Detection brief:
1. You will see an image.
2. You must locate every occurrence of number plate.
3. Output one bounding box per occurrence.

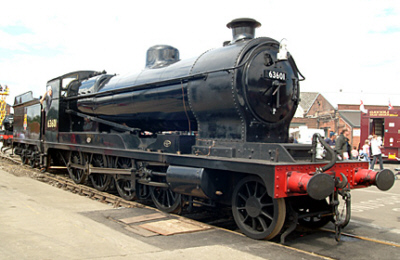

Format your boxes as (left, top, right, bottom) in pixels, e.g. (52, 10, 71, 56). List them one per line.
(264, 70, 286, 81)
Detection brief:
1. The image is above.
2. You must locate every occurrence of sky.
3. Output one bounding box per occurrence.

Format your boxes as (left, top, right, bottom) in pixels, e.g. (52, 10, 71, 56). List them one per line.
(1, 0, 399, 109)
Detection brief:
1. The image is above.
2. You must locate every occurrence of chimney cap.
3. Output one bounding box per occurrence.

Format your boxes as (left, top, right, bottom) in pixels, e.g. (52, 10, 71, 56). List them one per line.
(227, 18, 261, 29)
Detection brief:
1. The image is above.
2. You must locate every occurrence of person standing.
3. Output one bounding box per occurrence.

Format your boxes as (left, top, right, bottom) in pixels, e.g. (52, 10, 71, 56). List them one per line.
(360, 139, 370, 162)
(324, 132, 336, 148)
(351, 146, 359, 159)
(335, 128, 350, 160)
(370, 135, 384, 170)
(40, 86, 53, 113)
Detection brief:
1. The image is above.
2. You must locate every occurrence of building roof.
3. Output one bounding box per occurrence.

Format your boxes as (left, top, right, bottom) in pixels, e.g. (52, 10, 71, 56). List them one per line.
(299, 92, 319, 115)
(338, 110, 361, 128)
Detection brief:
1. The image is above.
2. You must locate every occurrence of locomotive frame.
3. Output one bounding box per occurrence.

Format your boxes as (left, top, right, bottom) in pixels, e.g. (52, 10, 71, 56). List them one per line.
(10, 18, 395, 242)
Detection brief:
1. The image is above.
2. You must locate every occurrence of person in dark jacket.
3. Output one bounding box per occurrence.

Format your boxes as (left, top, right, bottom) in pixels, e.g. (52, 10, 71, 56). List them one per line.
(324, 131, 336, 148)
(335, 128, 350, 160)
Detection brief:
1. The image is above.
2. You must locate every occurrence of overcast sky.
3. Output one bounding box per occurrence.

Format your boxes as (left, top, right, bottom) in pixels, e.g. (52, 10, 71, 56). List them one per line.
(1, 0, 399, 108)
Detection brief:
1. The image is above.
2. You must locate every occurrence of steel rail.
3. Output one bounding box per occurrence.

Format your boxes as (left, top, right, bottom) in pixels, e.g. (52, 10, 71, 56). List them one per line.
(320, 228, 400, 248)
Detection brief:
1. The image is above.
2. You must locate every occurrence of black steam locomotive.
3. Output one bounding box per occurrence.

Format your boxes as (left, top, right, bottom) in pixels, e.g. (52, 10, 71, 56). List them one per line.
(11, 18, 394, 241)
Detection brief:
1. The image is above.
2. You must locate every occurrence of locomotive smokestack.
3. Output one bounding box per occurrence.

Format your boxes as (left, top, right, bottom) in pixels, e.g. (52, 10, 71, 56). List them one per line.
(227, 18, 261, 43)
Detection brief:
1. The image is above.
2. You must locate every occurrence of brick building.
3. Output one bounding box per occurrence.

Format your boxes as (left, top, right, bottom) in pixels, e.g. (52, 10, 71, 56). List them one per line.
(291, 93, 400, 148)
(291, 92, 337, 137)
(337, 110, 361, 149)
(336, 104, 400, 149)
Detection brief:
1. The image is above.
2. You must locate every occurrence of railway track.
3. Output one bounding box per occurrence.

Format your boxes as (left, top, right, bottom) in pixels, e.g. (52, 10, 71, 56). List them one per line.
(0, 151, 235, 224)
(1, 151, 399, 260)
(0, 152, 146, 209)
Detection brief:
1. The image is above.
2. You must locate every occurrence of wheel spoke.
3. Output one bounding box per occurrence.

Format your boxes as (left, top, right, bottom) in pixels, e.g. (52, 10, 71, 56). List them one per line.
(251, 217, 257, 229)
(169, 189, 176, 207)
(166, 190, 172, 207)
(136, 184, 150, 200)
(257, 216, 268, 231)
(260, 210, 273, 221)
(238, 208, 248, 221)
(238, 191, 248, 202)
(259, 190, 268, 200)
(125, 182, 132, 196)
(260, 202, 274, 208)
(245, 183, 251, 197)
(155, 189, 161, 201)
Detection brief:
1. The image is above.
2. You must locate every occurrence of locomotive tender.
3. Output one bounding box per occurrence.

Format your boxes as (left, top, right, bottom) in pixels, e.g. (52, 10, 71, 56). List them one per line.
(12, 18, 395, 241)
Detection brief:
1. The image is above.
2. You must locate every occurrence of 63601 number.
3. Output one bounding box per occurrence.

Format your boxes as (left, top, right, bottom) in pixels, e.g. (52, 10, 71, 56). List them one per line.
(264, 70, 286, 81)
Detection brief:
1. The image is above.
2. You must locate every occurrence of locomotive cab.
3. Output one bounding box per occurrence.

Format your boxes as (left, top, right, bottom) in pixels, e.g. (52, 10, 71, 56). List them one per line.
(47, 71, 113, 133)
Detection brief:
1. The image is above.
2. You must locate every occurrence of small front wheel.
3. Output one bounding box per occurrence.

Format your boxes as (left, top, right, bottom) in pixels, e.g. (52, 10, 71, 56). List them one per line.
(232, 175, 285, 240)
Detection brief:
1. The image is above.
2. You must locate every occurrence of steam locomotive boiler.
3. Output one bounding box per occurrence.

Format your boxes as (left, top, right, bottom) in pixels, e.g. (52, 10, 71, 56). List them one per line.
(11, 18, 395, 242)
(76, 20, 298, 143)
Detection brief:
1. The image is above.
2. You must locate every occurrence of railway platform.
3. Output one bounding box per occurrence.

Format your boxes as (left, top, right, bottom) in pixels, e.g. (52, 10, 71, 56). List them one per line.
(0, 167, 321, 260)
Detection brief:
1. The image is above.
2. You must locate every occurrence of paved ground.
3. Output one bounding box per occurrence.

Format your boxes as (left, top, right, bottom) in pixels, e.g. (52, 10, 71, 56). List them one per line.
(0, 166, 323, 260)
(1, 159, 398, 260)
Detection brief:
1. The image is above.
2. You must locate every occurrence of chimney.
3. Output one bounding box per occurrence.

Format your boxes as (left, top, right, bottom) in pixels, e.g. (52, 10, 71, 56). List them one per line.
(226, 18, 261, 43)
